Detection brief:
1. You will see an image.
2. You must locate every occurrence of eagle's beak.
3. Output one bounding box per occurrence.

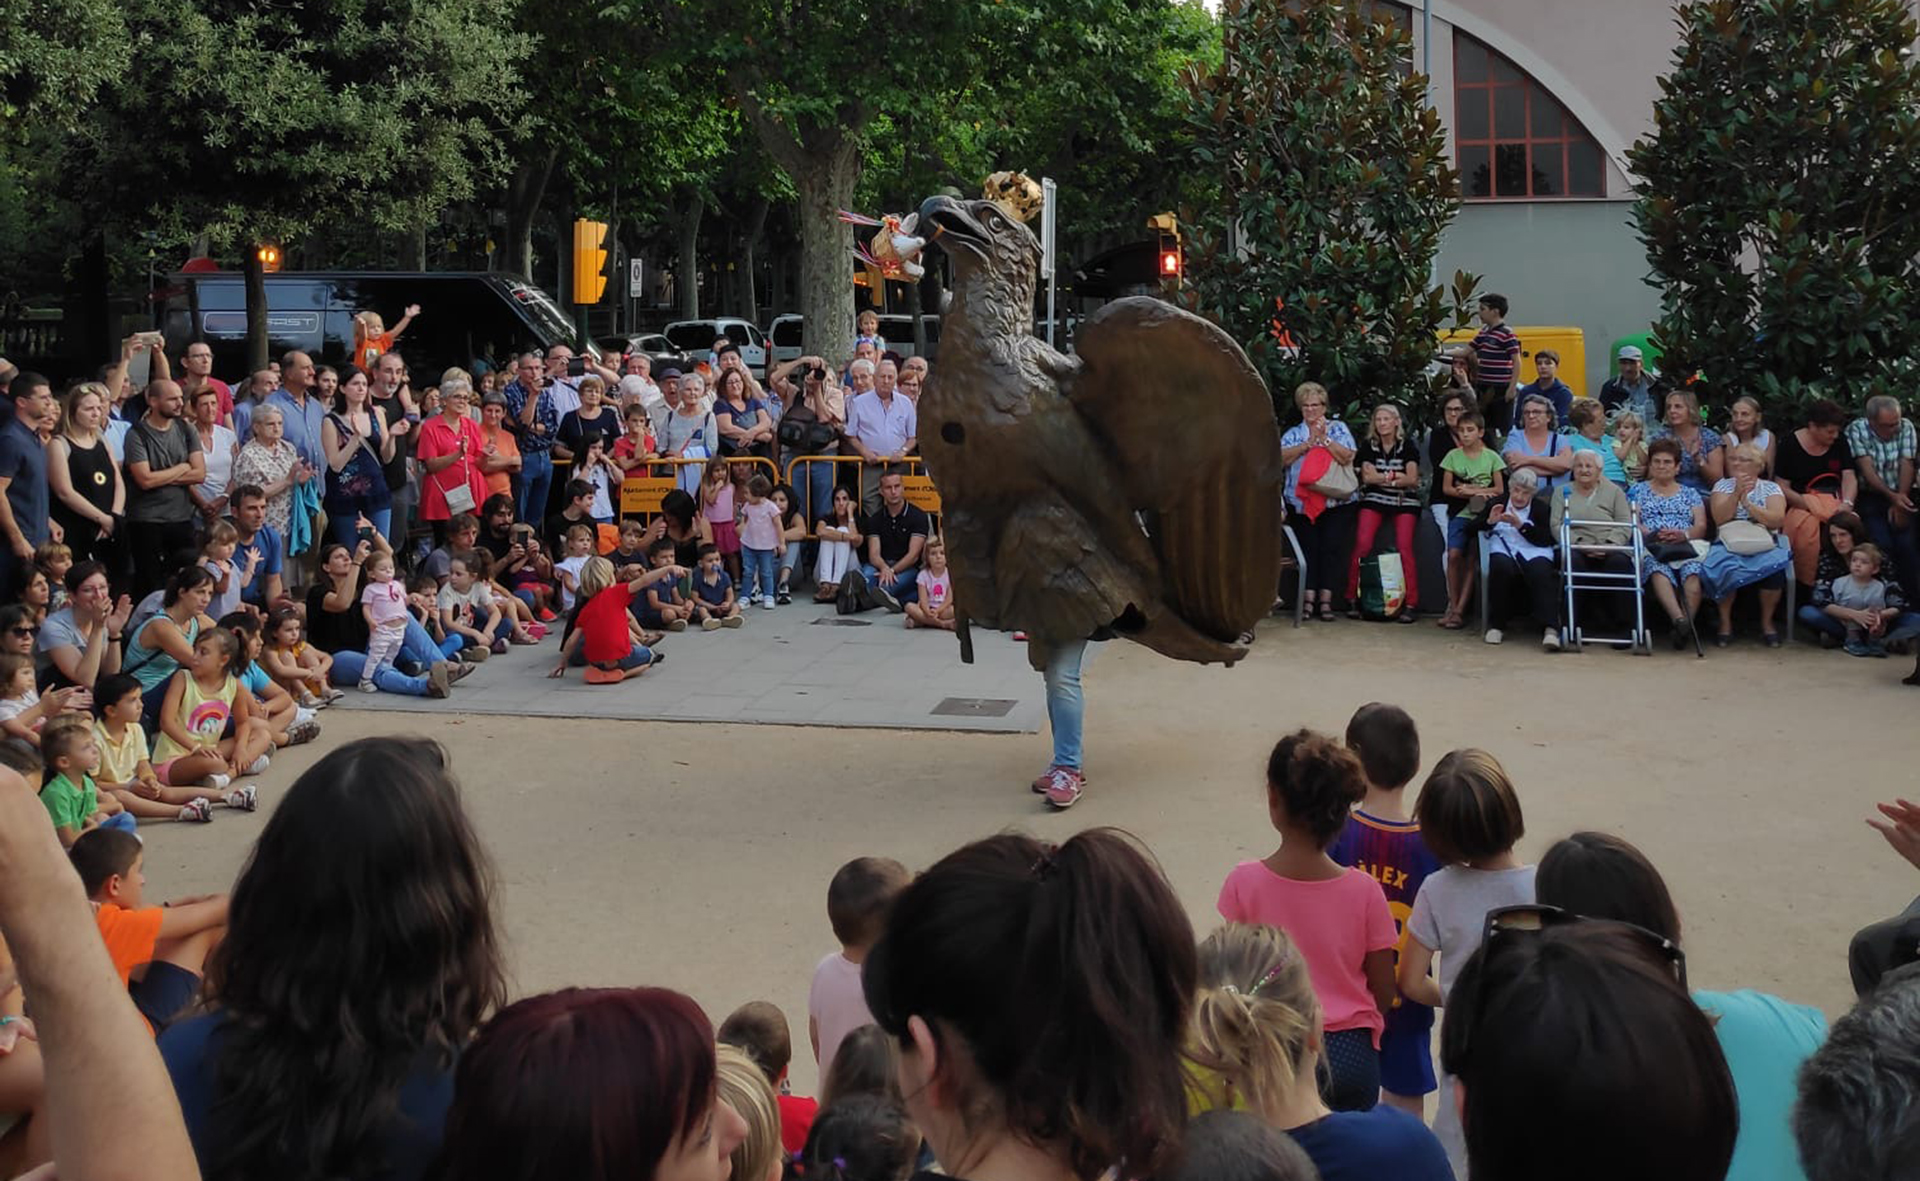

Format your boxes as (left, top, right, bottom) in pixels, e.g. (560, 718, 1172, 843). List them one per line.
(917, 195, 988, 260)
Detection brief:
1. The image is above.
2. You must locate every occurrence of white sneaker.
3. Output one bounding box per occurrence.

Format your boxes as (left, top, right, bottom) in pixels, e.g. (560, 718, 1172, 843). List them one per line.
(760, 596, 777, 610)
(1542, 628, 1563, 651)
(294, 705, 317, 727)
(244, 754, 271, 776)
(1484, 628, 1504, 645)
(206, 772, 232, 791)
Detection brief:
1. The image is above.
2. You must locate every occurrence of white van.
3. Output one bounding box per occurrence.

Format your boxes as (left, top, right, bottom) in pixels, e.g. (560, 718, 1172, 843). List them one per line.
(762, 313, 939, 367)
(663, 317, 769, 379)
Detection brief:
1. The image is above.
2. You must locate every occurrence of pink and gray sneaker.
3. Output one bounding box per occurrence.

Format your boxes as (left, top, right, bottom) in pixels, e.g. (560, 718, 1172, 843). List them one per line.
(1034, 766, 1085, 810)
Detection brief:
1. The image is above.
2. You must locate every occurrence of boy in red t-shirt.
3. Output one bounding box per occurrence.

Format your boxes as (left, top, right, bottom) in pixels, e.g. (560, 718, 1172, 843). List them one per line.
(718, 1000, 819, 1155)
(69, 828, 229, 1035)
(548, 555, 683, 683)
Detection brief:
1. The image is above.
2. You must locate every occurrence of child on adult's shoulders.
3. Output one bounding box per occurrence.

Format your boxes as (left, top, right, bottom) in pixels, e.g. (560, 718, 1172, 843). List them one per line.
(69, 827, 229, 1035)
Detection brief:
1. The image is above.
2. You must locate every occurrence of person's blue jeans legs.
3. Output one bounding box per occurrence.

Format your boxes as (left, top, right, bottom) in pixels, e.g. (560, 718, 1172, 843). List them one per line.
(518, 451, 554, 525)
(743, 547, 778, 602)
(1860, 494, 1920, 593)
(1797, 605, 1846, 642)
(397, 617, 463, 666)
(863, 563, 919, 604)
(569, 643, 653, 668)
(329, 505, 393, 548)
(1044, 638, 1088, 772)
(327, 650, 431, 695)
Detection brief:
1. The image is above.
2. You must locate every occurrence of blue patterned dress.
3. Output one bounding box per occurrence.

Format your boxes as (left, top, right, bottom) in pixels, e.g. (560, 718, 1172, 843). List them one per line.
(1629, 480, 1704, 587)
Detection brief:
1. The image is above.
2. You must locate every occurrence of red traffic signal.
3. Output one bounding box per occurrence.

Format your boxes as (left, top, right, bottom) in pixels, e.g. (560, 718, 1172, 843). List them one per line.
(1157, 233, 1181, 282)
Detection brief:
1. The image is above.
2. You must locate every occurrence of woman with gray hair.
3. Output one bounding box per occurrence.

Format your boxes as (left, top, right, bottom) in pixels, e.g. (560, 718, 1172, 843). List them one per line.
(1477, 466, 1563, 648)
(415, 378, 488, 546)
(1501, 392, 1572, 493)
(230, 404, 312, 541)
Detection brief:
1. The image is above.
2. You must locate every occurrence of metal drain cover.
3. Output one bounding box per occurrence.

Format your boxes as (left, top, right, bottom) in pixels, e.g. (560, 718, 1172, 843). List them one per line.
(810, 617, 873, 626)
(931, 697, 1017, 717)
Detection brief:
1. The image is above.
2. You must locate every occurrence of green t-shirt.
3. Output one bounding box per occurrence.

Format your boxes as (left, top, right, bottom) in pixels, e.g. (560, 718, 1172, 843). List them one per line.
(1440, 447, 1504, 518)
(39, 772, 97, 832)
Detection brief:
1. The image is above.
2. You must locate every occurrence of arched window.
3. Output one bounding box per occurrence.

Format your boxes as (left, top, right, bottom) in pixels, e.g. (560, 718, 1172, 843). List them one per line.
(1454, 31, 1605, 199)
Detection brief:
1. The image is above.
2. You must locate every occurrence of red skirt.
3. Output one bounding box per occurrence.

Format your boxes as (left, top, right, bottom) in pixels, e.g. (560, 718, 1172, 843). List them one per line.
(711, 519, 741, 555)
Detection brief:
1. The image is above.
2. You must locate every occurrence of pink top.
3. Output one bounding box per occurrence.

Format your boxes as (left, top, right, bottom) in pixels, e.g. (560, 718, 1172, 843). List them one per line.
(706, 483, 735, 525)
(1216, 860, 1398, 1042)
(808, 951, 872, 1076)
(918, 568, 951, 609)
(361, 579, 409, 627)
(415, 414, 486, 522)
(738, 498, 782, 550)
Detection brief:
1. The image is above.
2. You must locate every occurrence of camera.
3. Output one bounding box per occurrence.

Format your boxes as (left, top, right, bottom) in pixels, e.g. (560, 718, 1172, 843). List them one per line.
(807, 365, 826, 381)
(356, 525, 374, 544)
(567, 356, 587, 378)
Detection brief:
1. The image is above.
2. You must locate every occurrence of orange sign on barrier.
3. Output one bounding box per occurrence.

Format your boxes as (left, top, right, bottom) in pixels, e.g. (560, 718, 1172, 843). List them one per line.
(901, 473, 942, 515)
(783, 455, 943, 537)
(618, 475, 678, 516)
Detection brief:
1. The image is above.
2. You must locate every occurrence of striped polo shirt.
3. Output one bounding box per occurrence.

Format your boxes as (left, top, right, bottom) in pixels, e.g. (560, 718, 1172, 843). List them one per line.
(1472, 322, 1522, 386)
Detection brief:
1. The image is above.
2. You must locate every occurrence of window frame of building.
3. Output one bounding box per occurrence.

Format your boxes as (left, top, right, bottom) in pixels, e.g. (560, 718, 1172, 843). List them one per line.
(1453, 30, 1606, 201)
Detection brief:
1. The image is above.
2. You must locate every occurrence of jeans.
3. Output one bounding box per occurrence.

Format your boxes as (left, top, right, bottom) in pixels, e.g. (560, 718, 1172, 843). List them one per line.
(568, 643, 653, 668)
(328, 650, 430, 695)
(742, 547, 778, 602)
(1345, 507, 1419, 611)
(517, 450, 554, 525)
(1486, 552, 1560, 629)
(1858, 493, 1920, 594)
(328, 506, 393, 549)
(400, 616, 464, 665)
(1044, 639, 1088, 771)
(1798, 605, 1920, 644)
(864, 562, 919, 604)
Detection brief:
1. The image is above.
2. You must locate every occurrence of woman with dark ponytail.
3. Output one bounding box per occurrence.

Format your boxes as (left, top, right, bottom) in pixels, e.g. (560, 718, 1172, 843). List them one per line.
(862, 828, 1197, 1181)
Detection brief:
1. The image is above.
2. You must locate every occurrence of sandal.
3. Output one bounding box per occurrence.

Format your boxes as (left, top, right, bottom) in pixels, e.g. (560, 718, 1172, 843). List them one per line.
(1441, 614, 1466, 630)
(1397, 610, 1418, 624)
(1315, 603, 1338, 621)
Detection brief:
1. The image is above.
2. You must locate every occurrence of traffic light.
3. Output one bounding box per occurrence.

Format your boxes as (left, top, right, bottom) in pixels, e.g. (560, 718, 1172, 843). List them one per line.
(571, 219, 609, 305)
(1157, 238, 1182, 280)
(255, 243, 281, 273)
(1147, 212, 1181, 286)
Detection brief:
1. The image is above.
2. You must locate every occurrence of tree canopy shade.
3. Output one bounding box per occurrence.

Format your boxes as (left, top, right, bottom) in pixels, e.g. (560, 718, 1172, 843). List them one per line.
(1630, 0, 1920, 421)
(52, 0, 531, 366)
(1182, 0, 1474, 421)
(0, 0, 127, 139)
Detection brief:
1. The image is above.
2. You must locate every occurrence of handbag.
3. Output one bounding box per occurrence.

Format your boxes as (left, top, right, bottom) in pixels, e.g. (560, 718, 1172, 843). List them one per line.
(1650, 540, 1701, 564)
(1308, 461, 1358, 499)
(1717, 519, 1774, 556)
(441, 449, 476, 517)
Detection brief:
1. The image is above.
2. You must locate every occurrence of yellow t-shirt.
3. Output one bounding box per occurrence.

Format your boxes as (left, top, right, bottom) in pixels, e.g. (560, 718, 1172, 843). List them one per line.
(94, 720, 150, 786)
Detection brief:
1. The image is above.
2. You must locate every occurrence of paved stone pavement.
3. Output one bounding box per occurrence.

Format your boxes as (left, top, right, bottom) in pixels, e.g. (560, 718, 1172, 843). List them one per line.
(329, 600, 1046, 732)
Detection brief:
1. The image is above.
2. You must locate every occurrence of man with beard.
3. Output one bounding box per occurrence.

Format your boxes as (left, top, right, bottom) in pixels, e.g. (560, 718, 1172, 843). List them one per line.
(123, 379, 206, 596)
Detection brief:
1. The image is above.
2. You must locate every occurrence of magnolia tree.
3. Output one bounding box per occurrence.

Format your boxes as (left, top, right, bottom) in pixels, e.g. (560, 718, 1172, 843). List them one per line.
(1631, 0, 1920, 419)
(1182, 0, 1476, 421)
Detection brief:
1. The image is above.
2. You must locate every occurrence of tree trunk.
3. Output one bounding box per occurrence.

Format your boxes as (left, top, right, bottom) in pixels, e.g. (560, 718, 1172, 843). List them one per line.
(243, 246, 269, 373)
(677, 194, 704, 320)
(410, 224, 428, 271)
(906, 279, 926, 355)
(504, 148, 558, 280)
(792, 146, 860, 365)
(740, 196, 770, 324)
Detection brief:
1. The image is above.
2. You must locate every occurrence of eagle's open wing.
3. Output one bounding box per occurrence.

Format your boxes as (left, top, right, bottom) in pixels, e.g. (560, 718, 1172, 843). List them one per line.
(1066, 297, 1287, 644)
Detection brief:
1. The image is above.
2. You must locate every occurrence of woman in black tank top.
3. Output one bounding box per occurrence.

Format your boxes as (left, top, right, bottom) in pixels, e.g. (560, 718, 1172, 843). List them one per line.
(47, 384, 126, 570)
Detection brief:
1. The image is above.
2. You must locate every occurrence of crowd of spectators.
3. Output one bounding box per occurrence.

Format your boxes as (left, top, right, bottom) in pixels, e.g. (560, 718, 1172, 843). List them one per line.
(0, 705, 1913, 1181)
(1288, 294, 1919, 680)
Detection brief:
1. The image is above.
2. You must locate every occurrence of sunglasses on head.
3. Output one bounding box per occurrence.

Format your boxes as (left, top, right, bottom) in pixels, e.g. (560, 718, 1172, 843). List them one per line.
(1449, 904, 1687, 1070)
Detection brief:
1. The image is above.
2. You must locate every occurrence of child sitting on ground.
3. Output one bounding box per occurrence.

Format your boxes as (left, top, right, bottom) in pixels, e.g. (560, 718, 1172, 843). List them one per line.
(718, 1000, 819, 1154)
(1217, 729, 1398, 1112)
(0, 653, 83, 750)
(554, 524, 597, 614)
(638, 537, 694, 633)
(69, 827, 229, 1035)
(547, 556, 678, 683)
(903, 536, 956, 631)
(1829, 541, 1896, 657)
(470, 545, 542, 643)
(220, 613, 319, 748)
(200, 522, 253, 620)
(692, 543, 744, 630)
(715, 1045, 786, 1181)
(151, 628, 273, 789)
(406, 574, 441, 640)
(608, 518, 655, 577)
(797, 1096, 919, 1181)
(91, 672, 229, 822)
(40, 721, 135, 845)
(358, 550, 409, 693)
(439, 551, 507, 659)
(34, 541, 71, 612)
(1395, 747, 1535, 1173)
(1328, 702, 1439, 1117)
(811, 856, 911, 1076)
(263, 608, 341, 708)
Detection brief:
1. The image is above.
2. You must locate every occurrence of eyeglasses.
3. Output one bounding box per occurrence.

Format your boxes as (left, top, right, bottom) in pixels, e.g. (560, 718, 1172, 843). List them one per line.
(1449, 904, 1687, 1070)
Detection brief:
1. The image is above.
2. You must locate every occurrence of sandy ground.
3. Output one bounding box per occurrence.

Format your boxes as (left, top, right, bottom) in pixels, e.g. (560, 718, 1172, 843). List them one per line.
(136, 618, 1918, 1090)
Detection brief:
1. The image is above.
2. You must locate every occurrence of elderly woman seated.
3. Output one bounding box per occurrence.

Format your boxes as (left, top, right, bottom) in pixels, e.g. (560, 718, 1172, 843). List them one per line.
(1702, 442, 1790, 647)
(1478, 467, 1561, 649)
(1552, 450, 1634, 635)
(1630, 437, 1709, 649)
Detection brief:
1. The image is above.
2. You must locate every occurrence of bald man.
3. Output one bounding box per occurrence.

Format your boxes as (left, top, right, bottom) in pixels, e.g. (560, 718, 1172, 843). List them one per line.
(124, 378, 206, 596)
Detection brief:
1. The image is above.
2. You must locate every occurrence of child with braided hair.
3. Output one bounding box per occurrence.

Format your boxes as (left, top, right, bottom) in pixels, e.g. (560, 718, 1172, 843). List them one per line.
(1216, 730, 1398, 1112)
(1187, 923, 1451, 1180)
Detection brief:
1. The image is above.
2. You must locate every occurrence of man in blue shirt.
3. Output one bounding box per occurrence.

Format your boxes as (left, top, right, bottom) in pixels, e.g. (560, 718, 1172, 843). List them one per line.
(1516, 349, 1574, 429)
(0, 372, 53, 591)
(500, 351, 559, 522)
(844, 357, 918, 514)
(264, 351, 327, 472)
(227, 484, 286, 609)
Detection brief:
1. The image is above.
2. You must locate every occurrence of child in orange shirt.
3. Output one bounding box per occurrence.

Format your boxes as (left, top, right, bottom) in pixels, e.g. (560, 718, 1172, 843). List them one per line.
(68, 828, 229, 1035)
(350, 304, 421, 373)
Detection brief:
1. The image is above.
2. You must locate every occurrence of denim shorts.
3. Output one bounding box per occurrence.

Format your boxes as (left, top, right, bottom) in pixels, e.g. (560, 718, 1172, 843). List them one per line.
(1446, 514, 1474, 551)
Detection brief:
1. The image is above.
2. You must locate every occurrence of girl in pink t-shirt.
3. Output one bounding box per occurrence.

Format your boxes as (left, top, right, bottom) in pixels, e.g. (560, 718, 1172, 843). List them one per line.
(1217, 729, 1398, 1112)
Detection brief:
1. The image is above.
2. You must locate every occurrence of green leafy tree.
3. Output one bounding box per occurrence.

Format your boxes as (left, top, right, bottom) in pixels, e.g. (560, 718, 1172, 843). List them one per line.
(1182, 0, 1474, 421)
(0, 0, 128, 139)
(1631, 0, 1920, 420)
(57, 0, 530, 367)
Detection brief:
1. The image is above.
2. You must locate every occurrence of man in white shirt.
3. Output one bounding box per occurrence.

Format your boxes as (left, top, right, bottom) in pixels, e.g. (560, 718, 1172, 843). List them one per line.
(844, 358, 917, 514)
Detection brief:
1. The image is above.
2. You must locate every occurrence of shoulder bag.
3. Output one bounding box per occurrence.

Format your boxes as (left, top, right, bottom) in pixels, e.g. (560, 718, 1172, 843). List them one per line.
(1717, 519, 1774, 556)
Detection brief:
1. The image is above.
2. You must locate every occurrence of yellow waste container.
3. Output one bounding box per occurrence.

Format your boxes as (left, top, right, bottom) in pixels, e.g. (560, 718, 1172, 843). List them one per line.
(1439, 326, 1588, 401)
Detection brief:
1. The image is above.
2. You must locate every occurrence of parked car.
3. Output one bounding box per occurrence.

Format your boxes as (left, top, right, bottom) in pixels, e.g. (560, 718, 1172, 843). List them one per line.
(763, 312, 940, 367)
(158, 271, 578, 384)
(662, 317, 768, 379)
(597, 333, 695, 374)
